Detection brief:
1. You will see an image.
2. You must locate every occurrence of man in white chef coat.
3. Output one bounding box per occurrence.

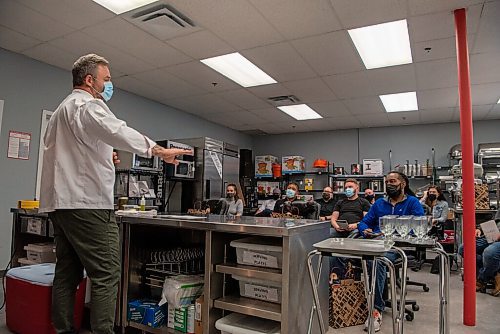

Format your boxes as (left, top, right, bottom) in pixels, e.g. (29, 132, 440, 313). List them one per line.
(39, 54, 191, 334)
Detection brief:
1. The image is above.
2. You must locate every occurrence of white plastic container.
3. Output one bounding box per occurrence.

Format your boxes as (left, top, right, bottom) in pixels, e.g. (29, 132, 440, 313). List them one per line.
(232, 275, 281, 304)
(230, 237, 283, 269)
(23, 243, 56, 263)
(215, 313, 280, 334)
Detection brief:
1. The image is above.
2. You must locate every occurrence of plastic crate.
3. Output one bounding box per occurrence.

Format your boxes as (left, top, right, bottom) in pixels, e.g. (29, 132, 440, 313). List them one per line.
(232, 275, 281, 304)
(215, 313, 280, 334)
(230, 237, 283, 269)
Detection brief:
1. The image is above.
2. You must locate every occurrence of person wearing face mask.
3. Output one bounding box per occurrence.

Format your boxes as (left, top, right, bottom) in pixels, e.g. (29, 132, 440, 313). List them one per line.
(255, 188, 281, 217)
(273, 183, 315, 217)
(364, 188, 376, 205)
(316, 186, 336, 221)
(357, 171, 424, 332)
(330, 179, 371, 237)
(420, 185, 449, 226)
(223, 183, 243, 216)
(39, 54, 192, 334)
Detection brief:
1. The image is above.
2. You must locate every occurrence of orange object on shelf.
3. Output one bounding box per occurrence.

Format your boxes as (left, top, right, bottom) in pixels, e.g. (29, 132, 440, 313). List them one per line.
(272, 163, 282, 178)
(313, 159, 328, 168)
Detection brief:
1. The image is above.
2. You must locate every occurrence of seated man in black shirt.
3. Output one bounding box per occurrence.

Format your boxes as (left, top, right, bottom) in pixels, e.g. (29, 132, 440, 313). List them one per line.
(316, 186, 335, 221)
(331, 178, 371, 237)
(273, 182, 314, 218)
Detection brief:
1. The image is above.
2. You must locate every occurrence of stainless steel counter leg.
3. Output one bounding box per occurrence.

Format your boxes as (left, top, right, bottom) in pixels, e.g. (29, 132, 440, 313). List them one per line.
(379, 257, 398, 334)
(433, 244, 450, 334)
(361, 258, 378, 334)
(390, 247, 407, 334)
(307, 250, 326, 334)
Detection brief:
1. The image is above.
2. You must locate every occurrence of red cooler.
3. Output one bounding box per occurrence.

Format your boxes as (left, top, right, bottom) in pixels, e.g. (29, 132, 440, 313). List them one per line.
(6, 263, 86, 334)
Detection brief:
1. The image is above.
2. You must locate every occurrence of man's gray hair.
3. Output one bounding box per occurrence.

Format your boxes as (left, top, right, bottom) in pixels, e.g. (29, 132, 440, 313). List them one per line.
(72, 54, 109, 87)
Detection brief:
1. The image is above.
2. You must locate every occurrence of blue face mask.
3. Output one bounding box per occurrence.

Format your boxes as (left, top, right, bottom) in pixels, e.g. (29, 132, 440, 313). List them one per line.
(345, 188, 355, 198)
(286, 189, 296, 199)
(100, 81, 114, 102)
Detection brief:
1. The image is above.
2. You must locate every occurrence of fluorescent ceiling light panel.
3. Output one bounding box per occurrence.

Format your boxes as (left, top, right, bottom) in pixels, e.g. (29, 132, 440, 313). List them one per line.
(348, 19, 413, 69)
(380, 92, 418, 112)
(92, 0, 157, 14)
(277, 104, 323, 120)
(200, 52, 277, 87)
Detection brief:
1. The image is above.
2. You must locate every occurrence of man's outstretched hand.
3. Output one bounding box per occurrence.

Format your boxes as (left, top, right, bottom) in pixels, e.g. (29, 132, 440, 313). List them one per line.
(152, 146, 193, 164)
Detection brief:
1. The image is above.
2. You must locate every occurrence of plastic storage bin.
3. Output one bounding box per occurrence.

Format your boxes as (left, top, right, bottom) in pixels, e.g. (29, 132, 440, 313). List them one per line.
(230, 237, 283, 269)
(6, 263, 86, 334)
(232, 275, 282, 304)
(215, 313, 280, 334)
(24, 242, 56, 263)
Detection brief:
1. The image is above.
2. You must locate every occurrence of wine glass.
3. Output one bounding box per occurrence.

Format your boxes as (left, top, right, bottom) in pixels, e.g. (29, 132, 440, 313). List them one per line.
(414, 216, 427, 242)
(379, 216, 394, 240)
(396, 216, 411, 239)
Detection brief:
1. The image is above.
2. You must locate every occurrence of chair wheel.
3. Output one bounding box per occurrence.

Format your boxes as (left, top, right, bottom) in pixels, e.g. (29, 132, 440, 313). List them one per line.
(406, 313, 414, 321)
(423, 286, 430, 292)
(412, 304, 420, 311)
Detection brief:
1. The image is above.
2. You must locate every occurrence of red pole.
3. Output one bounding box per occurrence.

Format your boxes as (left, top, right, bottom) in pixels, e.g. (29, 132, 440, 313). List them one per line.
(454, 8, 476, 326)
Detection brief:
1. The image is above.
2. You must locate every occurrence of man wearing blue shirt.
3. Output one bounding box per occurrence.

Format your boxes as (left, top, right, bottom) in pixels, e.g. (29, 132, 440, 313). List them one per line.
(358, 171, 424, 332)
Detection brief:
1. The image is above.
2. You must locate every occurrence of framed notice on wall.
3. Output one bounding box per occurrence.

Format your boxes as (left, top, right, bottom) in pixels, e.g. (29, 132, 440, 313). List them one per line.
(7, 130, 31, 160)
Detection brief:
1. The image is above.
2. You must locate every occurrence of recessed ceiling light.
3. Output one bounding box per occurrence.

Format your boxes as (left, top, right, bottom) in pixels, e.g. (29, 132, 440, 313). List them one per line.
(348, 19, 413, 69)
(92, 0, 157, 14)
(380, 92, 418, 112)
(200, 52, 277, 88)
(277, 104, 323, 120)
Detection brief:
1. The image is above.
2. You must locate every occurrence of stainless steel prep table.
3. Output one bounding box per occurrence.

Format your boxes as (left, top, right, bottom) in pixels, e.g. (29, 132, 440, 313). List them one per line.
(118, 214, 330, 334)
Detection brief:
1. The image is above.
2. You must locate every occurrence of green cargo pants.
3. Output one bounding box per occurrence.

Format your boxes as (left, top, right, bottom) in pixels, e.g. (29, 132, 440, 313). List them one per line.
(49, 209, 120, 334)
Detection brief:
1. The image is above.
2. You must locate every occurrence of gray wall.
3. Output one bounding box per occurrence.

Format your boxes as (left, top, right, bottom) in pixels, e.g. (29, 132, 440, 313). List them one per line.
(253, 121, 500, 172)
(0, 48, 251, 267)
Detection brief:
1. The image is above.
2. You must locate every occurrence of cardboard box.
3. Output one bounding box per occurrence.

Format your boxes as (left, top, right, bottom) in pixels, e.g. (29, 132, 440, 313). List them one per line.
(174, 305, 195, 333)
(362, 159, 383, 176)
(127, 300, 167, 328)
(255, 155, 278, 177)
(195, 296, 203, 334)
(282, 156, 305, 174)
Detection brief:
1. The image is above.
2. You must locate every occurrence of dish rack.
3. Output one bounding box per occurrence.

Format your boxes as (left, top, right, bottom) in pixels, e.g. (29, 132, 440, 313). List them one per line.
(143, 247, 204, 289)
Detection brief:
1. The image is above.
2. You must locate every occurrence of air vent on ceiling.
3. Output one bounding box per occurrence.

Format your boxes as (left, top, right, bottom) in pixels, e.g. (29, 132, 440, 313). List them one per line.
(131, 4, 194, 28)
(240, 129, 268, 136)
(267, 95, 300, 106)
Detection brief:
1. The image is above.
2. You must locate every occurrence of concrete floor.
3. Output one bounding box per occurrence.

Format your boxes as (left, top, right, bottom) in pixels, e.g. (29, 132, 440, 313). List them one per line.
(0, 269, 498, 333)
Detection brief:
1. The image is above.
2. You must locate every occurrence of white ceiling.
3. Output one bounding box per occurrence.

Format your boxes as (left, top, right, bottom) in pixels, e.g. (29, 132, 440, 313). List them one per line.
(1, 0, 499, 134)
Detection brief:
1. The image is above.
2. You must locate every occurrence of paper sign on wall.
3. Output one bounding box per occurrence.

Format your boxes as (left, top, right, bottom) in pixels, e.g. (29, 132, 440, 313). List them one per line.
(8, 130, 31, 160)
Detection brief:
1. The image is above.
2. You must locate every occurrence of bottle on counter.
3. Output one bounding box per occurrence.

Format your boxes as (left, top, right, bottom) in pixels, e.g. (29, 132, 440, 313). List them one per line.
(140, 196, 146, 211)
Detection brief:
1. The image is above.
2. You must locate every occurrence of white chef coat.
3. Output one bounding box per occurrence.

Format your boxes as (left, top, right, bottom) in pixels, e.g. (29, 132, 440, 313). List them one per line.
(39, 89, 156, 212)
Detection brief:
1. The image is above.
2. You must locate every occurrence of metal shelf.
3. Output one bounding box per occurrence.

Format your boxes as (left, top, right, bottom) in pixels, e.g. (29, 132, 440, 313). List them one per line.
(214, 295, 281, 322)
(216, 263, 282, 282)
(127, 321, 184, 334)
(330, 174, 384, 178)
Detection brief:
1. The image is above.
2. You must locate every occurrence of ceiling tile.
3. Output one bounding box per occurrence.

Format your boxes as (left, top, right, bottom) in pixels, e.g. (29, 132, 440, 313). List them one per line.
(249, 0, 342, 39)
(0, 0, 75, 41)
(22, 43, 78, 70)
(413, 37, 458, 63)
(408, 0, 484, 16)
(417, 87, 458, 110)
(249, 107, 296, 123)
(215, 89, 270, 110)
(471, 83, 500, 105)
(164, 93, 240, 115)
(211, 111, 262, 126)
(282, 78, 337, 103)
(485, 105, 500, 120)
(308, 100, 351, 118)
(168, 0, 284, 49)
(112, 76, 166, 102)
(82, 17, 191, 67)
(49, 32, 155, 75)
(324, 116, 362, 130)
(471, 105, 494, 121)
(408, 4, 481, 42)
(415, 58, 458, 90)
(470, 52, 500, 85)
(387, 111, 420, 125)
(323, 71, 374, 99)
(164, 61, 241, 92)
(133, 68, 207, 99)
(278, 121, 314, 133)
(473, 1, 500, 54)
(18, 0, 114, 30)
(249, 122, 287, 134)
(167, 30, 234, 59)
(0, 26, 41, 53)
(292, 31, 364, 76)
(419, 107, 455, 123)
(343, 97, 385, 115)
(356, 114, 391, 128)
(330, 0, 407, 29)
(247, 84, 291, 99)
(366, 64, 417, 95)
(242, 42, 317, 82)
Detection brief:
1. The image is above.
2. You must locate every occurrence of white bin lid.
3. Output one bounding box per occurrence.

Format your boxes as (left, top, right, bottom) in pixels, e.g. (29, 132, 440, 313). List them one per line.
(230, 237, 282, 253)
(215, 313, 280, 334)
(6, 263, 55, 286)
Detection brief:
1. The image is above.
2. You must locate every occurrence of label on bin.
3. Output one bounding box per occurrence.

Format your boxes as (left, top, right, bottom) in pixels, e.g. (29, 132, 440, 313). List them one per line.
(242, 251, 278, 268)
(27, 218, 42, 235)
(244, 284, 278, 302)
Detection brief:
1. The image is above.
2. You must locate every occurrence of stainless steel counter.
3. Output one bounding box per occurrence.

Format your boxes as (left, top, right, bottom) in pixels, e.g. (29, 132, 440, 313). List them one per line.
(119, 214, 330, 334)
